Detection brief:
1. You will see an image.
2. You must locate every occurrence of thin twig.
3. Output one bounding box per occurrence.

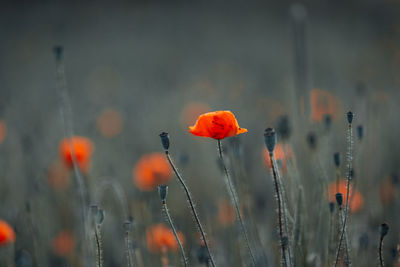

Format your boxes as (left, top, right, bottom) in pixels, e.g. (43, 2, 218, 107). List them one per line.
(217, 140, 257, 266)
(165, 151, 216, 267)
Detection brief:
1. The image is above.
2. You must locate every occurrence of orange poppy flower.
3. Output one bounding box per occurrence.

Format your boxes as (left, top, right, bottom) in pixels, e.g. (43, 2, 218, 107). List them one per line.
(327, 180, 364, 213)
(379, 177, 397, 206)
(52, 230, 75, 256)
(97, 108, 123, 138)
(180, 102, 211, 130)
(0, 220, 15, 246)
(263, 143, 294, 172)
(59, 136, 94, 173)
(310, 89, 341, 122)
(189, 110, 247, 139)
(146, 224, 185, 253)
(133, 153, 172, 191)
(47, 160, 70, 190)
(217, 199, 241, 226)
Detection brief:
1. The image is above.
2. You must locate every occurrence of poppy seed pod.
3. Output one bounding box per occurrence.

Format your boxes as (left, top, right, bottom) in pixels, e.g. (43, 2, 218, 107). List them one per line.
(96, 209, 105, 225)
(324, 114, 332, 129)
(53, 45, 63, 60)
(334, 153, 341, 167)
(264, 128, 276, 153)
(306, 132, 317, 150)
(347, 111, 353, 124)
(380, 223, 389, 237)
(357, 125, 364, 140)
(159, 132, 170, 150)
(276, 115, 291, 141)
(335, 193, 343, 206)
(329, 202, 335, 213)
(158, 185, 168, 203)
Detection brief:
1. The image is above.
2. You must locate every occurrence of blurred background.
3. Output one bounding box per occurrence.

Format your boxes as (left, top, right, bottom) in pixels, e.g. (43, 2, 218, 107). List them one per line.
(1, 0, 400, 266)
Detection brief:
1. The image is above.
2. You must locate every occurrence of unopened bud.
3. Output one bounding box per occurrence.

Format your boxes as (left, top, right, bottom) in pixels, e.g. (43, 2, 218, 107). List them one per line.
(264, 128, 276, 153)
(53, 45, 63, 60)
(357, 125, 364, 140)
(159, 132, 170, 150)
(158, 185, 168, 203)
(347, 111, 353, 124)
(334, 153, 341, 167)
(335, 193, 343, 206)
(380, 223, 389, 237)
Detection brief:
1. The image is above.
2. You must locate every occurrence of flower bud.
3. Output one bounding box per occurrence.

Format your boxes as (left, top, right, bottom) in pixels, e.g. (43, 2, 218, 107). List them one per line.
(158, 185, 168, 203)
(380, 223, 389, 237)
(159, 132, 170, 151)
(334, 153, 341, 167)
(347, 111, 353, 124)
(53, 45, 63, 61)
(335, 193, 343, 206)
(264, 128, 276, 153)
(357, 125, 364, 140)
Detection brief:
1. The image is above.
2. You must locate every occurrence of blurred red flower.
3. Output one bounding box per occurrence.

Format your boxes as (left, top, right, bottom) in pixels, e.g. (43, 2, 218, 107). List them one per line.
(263, 143, 294, 172)
(52, 230, 75, 256)
(59, 136, 94, 173)
(0, 220, 15, 246)
(133, 153, 172, 191)
(328, 180, 364, 213)
(189, 110, 247, 139)
(146, 224, 185, 253)
(310, 89, 341, 122)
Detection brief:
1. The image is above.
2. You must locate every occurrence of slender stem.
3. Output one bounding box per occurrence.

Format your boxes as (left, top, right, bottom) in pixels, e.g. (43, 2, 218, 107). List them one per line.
(163, 202, 189, 267)
(217, 140, 257, 266)
(94, 225, 103, 267)
(269, 152, 288, 267)
(125, 229, 133, 267)
(379, 237, 384, 267)
(165, 151, 216, 267)
(338, 207, 350, 266)
(335, 124, 353, 267)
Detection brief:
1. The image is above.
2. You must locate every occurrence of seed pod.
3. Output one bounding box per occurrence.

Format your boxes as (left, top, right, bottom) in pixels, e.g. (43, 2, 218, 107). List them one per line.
(334, 153, 341, 167)
(264, 128, 276, 153)
(380, 223, 389, 237)
(158, 185, 168, 203)
(335, 193, 343, 206)
(347, 111, 353, 124)
(159, 132, 170, 150)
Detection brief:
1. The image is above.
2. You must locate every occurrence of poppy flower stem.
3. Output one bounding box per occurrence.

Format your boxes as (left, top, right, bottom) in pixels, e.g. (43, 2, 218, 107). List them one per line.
(164, 151, 216, 267)
(162, 202, 189, 267)
(123, 221, 134, 267)
(269, 152, 290, 267)
(54, 46, 90, 264)
(338, 206, 350, 266)
(335, 116, 353, 267)
(217, 139, 257, 266)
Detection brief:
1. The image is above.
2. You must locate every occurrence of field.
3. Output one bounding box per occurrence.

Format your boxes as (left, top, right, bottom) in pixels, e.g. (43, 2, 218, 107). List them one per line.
(1, 1, 400, 266)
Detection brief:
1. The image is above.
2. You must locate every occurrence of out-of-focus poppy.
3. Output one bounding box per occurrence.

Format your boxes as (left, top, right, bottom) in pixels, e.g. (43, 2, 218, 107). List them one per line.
(97, 108, 123, 138)
(0, 120, 6, 144)
(217, 199, 237, 226)
(0, 220, 15, 246)
(146, 224, 185, 253)
(189, 110, 247, 139)
(327, 180, 364, 213)
(133, 153, 172, 191)
(379, 177, 397, 206)
(180, 102, 211, 130)
(59, 136, 94, 173)
(310, 89, 340, 122)
(47, 160, 70, 190)
(263, 143, 294, 172)
(52, 230, 75, 256)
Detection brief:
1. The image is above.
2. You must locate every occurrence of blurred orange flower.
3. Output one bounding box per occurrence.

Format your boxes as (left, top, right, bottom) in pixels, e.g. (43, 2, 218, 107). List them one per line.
(52, 230, 75, 256)
(59, 136, 94, 173)
(218, 199, 236, 226)
(0, 120, 7, 144)
(189, 110, 247, 139)
(180, 102, 210, 129)
(327, 180, 364, 213)
(47, 160, 70, 190)
(263, 143, 294, 172)
(97, 108, 123, 138)
(133, 153, 172, 191)
(146, 224, 185, 253)
(0, 220, 15, 246)
(379, 177, 397, 206)
(310, 89, 340, 122)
